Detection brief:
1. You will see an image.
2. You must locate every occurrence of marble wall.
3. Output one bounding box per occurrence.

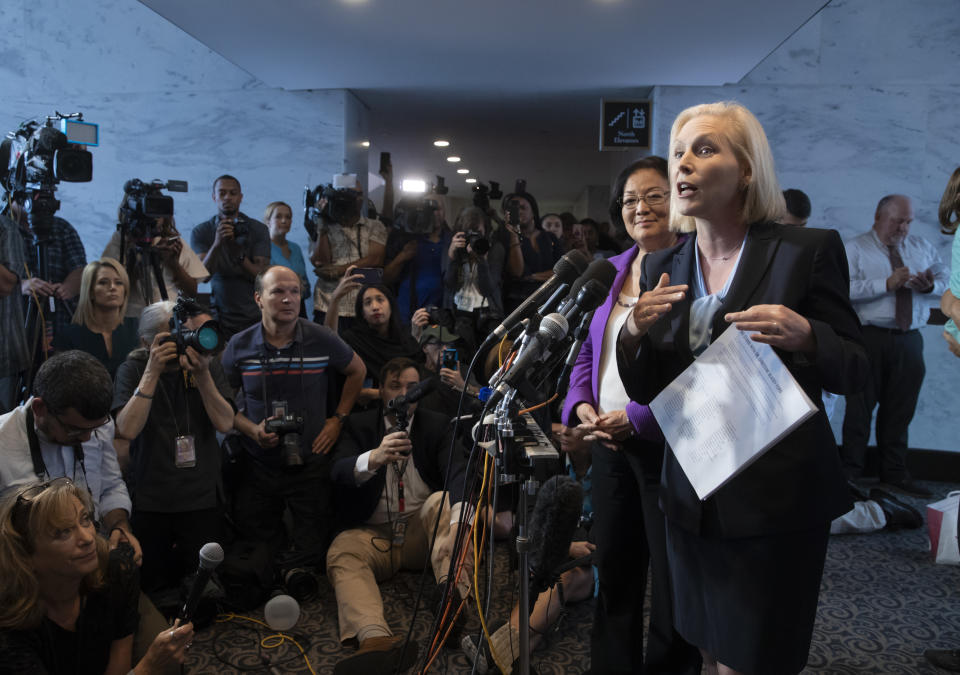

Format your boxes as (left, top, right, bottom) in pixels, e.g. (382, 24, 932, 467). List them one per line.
(651, 0, 960, 452)
(0, 0, 365, 290)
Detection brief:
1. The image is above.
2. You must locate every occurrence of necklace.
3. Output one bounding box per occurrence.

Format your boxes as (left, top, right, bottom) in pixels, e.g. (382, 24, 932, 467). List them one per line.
(704, 239, 744, 262)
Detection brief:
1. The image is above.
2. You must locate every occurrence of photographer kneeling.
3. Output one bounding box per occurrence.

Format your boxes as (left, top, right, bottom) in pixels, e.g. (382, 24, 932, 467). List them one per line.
(113, 298, 234, 597)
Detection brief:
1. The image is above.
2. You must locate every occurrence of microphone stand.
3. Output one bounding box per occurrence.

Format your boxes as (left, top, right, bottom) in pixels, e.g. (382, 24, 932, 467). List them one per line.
(491, 388, 534, 675)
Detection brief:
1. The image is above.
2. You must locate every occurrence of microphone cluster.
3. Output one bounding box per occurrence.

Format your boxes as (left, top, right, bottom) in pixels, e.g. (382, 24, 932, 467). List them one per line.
(485, 256, 617, 408)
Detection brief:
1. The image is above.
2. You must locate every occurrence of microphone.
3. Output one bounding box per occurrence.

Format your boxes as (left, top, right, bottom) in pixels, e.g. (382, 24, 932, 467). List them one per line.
(387, 376, 437, 412)
(486, 313, 569, 408)
(555, 309, 595, 398)
(528, 475, 584, 603)
(556, 258, 617, 319)
(480, 250, 589, 350)
(179, 542, 224, 623)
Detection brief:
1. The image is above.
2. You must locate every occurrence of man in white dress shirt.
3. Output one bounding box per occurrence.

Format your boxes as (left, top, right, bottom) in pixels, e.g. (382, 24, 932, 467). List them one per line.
(841, 195, 948, 496)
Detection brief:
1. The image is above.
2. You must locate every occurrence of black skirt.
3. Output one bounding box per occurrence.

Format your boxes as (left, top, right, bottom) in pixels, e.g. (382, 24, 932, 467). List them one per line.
(666, 519, 831, 675)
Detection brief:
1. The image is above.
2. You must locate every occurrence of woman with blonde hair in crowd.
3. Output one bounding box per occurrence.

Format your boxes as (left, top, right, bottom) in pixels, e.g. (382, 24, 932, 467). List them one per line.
(620, 101, 867, 675)
(53, 257, 139, 379)
(0, 477, 193, 673)
(265, 200, 310, 317)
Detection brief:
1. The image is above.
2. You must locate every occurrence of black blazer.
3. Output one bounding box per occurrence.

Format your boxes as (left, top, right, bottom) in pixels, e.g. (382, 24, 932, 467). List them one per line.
(618, 222, 868, 538)
(330, 406, 467, 530)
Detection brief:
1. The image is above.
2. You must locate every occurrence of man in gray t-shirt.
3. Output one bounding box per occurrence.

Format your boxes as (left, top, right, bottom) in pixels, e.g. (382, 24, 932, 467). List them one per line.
(190, 175, 270, 338)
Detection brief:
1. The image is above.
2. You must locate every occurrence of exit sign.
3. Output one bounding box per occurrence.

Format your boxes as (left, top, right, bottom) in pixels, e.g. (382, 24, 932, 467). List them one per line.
(600, 100, 651, 151)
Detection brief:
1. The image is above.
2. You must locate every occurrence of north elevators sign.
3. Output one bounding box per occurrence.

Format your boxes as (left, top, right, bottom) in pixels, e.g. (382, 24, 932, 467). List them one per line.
(600, 100, 651, 151)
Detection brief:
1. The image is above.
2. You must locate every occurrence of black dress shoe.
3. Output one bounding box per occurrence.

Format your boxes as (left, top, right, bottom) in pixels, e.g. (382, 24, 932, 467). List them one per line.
(925, 648, 960, 671)
(870, 488, 923, 529)
(883, 478, 933, 498)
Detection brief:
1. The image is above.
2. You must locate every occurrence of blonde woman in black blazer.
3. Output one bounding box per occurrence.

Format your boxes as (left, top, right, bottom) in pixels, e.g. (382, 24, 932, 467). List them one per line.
(619, 101, 868, 675)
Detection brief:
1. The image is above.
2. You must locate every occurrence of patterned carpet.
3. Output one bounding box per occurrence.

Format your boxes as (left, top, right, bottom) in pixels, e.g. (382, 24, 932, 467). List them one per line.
(182, 481, 959, 674)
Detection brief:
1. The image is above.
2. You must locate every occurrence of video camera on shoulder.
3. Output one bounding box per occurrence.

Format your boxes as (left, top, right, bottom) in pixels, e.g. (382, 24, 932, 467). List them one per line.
(119, 178, 188, 246)
(393, 196, 440, 237)
(163, 295, 223, 356)
(471, 180, 502, 212)
(303, 173, 362, 240)
(1, 112, 97, 236)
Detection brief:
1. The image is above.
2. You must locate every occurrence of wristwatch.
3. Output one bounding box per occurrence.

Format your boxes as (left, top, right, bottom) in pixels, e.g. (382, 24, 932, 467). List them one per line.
(333, 412, 347, 422)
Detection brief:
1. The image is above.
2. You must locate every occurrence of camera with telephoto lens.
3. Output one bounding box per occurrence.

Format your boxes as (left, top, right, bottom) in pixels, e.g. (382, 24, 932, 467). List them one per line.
(276, 551, 319, 601)
(424, 305, 455, 331)
(266, 400, 305, 467)
(229, 215, 250, 248)
(119, 178, 188, 246)
(163, 295, 223, 356)
(458, 230, 490, 257)
(1, 112, 96, 237)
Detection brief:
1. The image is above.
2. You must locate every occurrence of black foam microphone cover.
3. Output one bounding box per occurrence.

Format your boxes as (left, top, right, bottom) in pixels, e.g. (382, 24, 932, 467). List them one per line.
(528, 475, 584, 599)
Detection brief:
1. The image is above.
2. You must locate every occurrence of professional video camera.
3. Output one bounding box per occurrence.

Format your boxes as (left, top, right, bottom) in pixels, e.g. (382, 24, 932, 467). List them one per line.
(164, 295, 223, 356)
(471, 180, 502, 212)
(303, 174, 363, 241)
(118, 178, 188, 246)
(393, 195, 441, 236)
(265, 400, 305, 467)
(0, 112, 96, 236)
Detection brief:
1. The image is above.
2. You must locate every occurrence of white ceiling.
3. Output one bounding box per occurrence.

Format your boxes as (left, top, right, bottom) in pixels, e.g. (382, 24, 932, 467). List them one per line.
(139, 0, 828, 204)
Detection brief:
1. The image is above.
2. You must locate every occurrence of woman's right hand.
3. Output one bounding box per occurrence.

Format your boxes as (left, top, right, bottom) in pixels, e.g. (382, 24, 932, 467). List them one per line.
(331, 265, 363, 301)
(575, 402, 600, 426)
(449, 232, 467, 260)
(136, 622, 194, 672)
(625, 273, 687, 338)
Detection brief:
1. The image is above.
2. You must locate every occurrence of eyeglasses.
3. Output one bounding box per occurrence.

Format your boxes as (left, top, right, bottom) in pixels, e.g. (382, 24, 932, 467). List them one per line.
(51, 411, 108, 440)
(11, 477, 75, 535)
(620, 191, 668, 209)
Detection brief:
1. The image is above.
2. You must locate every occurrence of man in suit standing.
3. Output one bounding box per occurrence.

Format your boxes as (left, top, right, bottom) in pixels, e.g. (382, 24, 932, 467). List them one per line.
(327, 357, 471, 675)
(842, 195, 948, 497)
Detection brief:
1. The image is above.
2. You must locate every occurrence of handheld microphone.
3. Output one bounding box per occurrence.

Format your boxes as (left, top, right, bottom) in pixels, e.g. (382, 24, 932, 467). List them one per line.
(387, 376, 437, 412)
(179, 542, 224, 623)
(528, 475, 584, 603)
(480, 250, 589, 350)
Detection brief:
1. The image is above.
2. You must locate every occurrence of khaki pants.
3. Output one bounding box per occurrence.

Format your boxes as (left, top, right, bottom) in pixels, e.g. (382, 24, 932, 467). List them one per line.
(326, 492, 471, 643)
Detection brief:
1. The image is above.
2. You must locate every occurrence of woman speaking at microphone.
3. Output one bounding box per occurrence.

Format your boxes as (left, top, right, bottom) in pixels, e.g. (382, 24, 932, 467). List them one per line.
(619, 102, 867, 675)
(560, 156, 700, 675)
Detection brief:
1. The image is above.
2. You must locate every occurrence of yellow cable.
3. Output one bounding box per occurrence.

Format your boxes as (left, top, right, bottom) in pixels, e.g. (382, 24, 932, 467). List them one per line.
(215, 613, 317, 675)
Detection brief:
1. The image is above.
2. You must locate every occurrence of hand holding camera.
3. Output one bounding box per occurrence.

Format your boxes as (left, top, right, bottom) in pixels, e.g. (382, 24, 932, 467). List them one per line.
(330, 265, 364, 303)
(145, 331, 180, 376)
(369, 430, 412, 470)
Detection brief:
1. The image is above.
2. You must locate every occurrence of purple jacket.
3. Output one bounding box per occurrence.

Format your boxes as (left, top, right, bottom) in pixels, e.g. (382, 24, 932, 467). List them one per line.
(560, 245, 661, 439)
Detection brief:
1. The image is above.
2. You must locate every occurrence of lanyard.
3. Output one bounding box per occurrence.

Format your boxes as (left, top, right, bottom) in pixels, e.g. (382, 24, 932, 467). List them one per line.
(156, 372, 190, 437)
(25, 407, 91, 491)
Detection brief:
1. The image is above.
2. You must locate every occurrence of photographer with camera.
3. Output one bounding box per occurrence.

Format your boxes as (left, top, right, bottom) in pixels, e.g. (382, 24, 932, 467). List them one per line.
(222, 265, 366, 572)
(190, 175, 270, 339)
(104, 204, 208, 320)
(112, 299, 234, 596)
(442, 205, 506, 353)
(308, 174, 387, 329)
(327, 357, 471, 674)
(383, 192, 451, 324)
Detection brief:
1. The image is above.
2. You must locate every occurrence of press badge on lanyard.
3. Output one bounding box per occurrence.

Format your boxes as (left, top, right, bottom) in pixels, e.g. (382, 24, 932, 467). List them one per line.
(175, 435, 197, 468)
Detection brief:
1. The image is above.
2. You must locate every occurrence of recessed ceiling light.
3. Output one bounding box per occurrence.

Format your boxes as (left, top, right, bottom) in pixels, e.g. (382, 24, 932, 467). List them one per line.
(360, 140, 370, 147)
(457, 168, 469, 174)
(465, 178, 477, 184)
(401, 179, 427, 193)
(446, 156, 461, 163)
(433, 140, 450, 147)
